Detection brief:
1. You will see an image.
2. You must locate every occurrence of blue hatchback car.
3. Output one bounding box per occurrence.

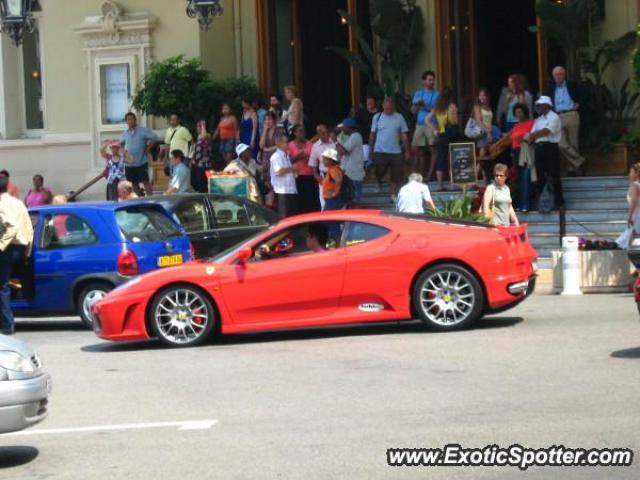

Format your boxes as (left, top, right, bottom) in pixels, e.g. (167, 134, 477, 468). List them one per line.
(11, 201, 192, 327)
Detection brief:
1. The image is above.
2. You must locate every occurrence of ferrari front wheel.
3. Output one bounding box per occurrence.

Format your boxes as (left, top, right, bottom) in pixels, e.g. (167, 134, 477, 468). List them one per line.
(413, 264, 484, 331)
(149, 285, 215, 347)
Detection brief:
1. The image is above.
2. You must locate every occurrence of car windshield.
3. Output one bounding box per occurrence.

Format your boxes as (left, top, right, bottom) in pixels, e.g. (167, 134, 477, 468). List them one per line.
(116, 207, 182, 243)
(212, 225, 277, 263)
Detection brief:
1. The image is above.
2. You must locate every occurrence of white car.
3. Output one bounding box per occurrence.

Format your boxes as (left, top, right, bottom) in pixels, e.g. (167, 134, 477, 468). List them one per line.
(0, 335, 51, 434)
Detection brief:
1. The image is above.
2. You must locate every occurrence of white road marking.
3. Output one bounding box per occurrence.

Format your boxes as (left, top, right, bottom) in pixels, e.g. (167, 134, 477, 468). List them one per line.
(2, 419, 218, 436)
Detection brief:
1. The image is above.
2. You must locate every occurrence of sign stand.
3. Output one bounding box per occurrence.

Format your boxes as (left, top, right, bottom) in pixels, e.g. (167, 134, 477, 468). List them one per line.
(449, 142, 478, 189)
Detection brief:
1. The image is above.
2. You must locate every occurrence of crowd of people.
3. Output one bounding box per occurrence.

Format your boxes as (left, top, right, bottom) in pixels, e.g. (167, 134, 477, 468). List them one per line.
(93, 65, 587, 229)
(404, 66, 587, 226)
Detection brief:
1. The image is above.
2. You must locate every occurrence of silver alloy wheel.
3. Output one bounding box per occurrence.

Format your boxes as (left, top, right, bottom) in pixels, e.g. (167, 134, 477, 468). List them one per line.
(419, 270, 475, 326)
(154, 288, 210, 345)
(82, 289, 108, 325)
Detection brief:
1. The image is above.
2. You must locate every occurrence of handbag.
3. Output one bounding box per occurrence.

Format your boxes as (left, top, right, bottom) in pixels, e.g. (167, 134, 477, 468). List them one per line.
(615, 226, 637, 250)
(464, 117, 483, 139)
(538, 180, 555, 214)
(481, 185, 496, 221)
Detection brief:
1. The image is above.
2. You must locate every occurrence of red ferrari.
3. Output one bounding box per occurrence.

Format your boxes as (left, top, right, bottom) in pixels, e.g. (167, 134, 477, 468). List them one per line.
(92, 210, 537, 347)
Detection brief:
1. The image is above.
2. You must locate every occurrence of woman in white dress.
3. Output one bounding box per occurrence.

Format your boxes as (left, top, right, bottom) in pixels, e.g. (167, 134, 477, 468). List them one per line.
(627, 162, 640, 232)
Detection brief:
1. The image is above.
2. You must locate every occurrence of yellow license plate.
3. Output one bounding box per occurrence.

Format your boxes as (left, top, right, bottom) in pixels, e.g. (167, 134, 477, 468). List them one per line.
(158, 254, 183, 267)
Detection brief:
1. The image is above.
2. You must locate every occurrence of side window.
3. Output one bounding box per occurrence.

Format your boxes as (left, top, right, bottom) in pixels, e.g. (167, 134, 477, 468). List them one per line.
(212, 198, 250, 228)
(29, 213, 38, 229)
(174, 200, 210, 233)
(41, 214, 97, 249)
(344, 222, 390, 247)
(253, 221, 346, 261)
(245, 203, 272, 227)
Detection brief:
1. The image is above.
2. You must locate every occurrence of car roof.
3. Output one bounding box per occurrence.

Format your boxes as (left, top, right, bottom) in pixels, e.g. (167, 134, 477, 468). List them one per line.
(273, 209, 494, 230)
(30, 200, 162, 213)
(144, 193, 249, 204)
(275, 209, 386, 226)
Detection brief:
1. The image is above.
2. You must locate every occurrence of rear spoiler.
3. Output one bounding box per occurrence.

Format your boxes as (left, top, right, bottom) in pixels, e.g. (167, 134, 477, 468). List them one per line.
(497, 224, 529, 244)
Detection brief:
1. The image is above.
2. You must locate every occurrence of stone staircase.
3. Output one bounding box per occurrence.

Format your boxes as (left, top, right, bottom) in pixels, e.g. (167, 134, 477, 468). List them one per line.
(360, 176, 629, 268)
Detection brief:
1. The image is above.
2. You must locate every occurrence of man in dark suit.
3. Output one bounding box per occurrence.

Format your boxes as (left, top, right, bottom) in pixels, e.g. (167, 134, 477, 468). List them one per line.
(545, 66, 586, 176)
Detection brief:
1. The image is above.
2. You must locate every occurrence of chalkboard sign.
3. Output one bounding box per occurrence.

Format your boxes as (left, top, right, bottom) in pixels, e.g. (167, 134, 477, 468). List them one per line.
(449, 142, 477, 185)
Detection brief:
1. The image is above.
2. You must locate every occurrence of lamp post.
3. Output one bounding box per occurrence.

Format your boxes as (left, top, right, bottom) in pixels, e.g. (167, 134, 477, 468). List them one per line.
(0, 0, 36, 46)
(185, 0, 223, 32)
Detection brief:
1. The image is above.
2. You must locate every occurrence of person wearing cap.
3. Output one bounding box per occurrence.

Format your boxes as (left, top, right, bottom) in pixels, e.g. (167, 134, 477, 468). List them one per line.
(336, 117, 365, 204)
(308, 124, 336, 210)
(527, 96, 564, 210)
(165, 150, 194, 195)
(270, 135, 298, 217)
(100, 139, 133, 201)
(224, 143, 261, 204)
(545, 66, 585, 176)
(321, 148, 345, 211)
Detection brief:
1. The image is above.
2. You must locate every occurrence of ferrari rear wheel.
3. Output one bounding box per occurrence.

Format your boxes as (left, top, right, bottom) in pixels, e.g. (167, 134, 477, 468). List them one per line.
(413, 264, 484, 331)
(149, 285, 215, 347)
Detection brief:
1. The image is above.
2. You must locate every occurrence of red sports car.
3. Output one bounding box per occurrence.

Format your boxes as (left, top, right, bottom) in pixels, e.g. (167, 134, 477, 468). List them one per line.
(92, 210, 537, 347)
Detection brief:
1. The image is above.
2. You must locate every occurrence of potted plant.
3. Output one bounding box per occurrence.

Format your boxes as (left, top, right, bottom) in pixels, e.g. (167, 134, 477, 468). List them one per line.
(552, 237, 633, 293)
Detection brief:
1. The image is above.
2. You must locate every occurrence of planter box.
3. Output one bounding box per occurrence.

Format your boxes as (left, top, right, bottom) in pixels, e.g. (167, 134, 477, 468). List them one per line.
(552, 250, 634, 293)
(581, 143, 630, 176)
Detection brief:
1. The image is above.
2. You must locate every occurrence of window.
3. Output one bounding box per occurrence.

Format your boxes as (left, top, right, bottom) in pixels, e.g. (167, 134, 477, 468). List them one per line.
(116, 207, 181, 243)
(99, 62, 131, 125)
(252, 221, 345, 261)
(173, 199, 210, 233)
(41, 214, 97, 249)
(344, 222, 390, 247)
(21, 29, 44, 130)
(245, 203, 275, 227)
(212, 199, 250, 228)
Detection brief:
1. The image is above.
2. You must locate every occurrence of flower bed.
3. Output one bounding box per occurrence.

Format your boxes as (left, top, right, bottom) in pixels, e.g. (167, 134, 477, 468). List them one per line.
(552, 248, 633, 293)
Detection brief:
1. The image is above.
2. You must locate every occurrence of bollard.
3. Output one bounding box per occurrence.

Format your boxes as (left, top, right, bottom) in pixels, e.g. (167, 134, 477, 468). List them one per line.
(561, 236, 582, 295)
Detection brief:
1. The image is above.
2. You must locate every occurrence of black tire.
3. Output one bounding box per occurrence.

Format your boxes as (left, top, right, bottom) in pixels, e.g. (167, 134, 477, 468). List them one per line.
(148, 284, 215, 348)
(78, 282, 113, 329)
(412, 264, 484, 331)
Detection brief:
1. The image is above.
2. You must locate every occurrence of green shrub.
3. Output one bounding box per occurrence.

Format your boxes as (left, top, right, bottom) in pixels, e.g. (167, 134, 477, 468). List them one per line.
(432, 193, 489, 224)
(132, 56, 261, 132)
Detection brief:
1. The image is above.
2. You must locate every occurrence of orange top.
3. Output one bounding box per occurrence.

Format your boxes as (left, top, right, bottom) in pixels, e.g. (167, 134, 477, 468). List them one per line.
(219, 117, 237, 140)
(322, 165, 343, 199)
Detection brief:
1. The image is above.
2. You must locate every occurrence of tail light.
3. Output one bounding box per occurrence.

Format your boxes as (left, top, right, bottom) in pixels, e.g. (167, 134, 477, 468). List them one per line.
(189, 242, 196, 260)
(117, 250, 139, 276)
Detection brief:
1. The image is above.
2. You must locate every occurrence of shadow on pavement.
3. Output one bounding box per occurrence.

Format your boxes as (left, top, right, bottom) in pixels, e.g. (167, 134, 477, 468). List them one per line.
(81, 317, 523, 352)
(611, 347, 640, 359)
(15, 320, 86, 332)
(0, 446, 39, 468)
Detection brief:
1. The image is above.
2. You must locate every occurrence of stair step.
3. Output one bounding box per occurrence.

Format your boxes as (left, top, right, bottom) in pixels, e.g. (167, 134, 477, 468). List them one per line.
(564, 198, 628, 209)
(527, 222, 627, 235)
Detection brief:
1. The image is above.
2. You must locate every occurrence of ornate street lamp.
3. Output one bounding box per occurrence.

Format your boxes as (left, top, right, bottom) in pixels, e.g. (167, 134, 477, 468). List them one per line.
(0, 0, 36, 46)
(185, 0, 223, 32)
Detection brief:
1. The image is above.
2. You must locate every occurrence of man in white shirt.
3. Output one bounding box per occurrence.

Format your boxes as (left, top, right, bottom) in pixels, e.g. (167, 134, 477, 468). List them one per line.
(397, 173, 435, 214)
(0, 176, 33, 335)
(528, 96, 564, 209)
(308, 124, 336, 209)
(270, 135, 298, 217)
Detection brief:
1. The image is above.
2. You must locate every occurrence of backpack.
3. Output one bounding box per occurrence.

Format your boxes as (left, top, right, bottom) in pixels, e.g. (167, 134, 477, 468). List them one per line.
(538, 180, 555, 214)
(339, 173, 356, 204)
